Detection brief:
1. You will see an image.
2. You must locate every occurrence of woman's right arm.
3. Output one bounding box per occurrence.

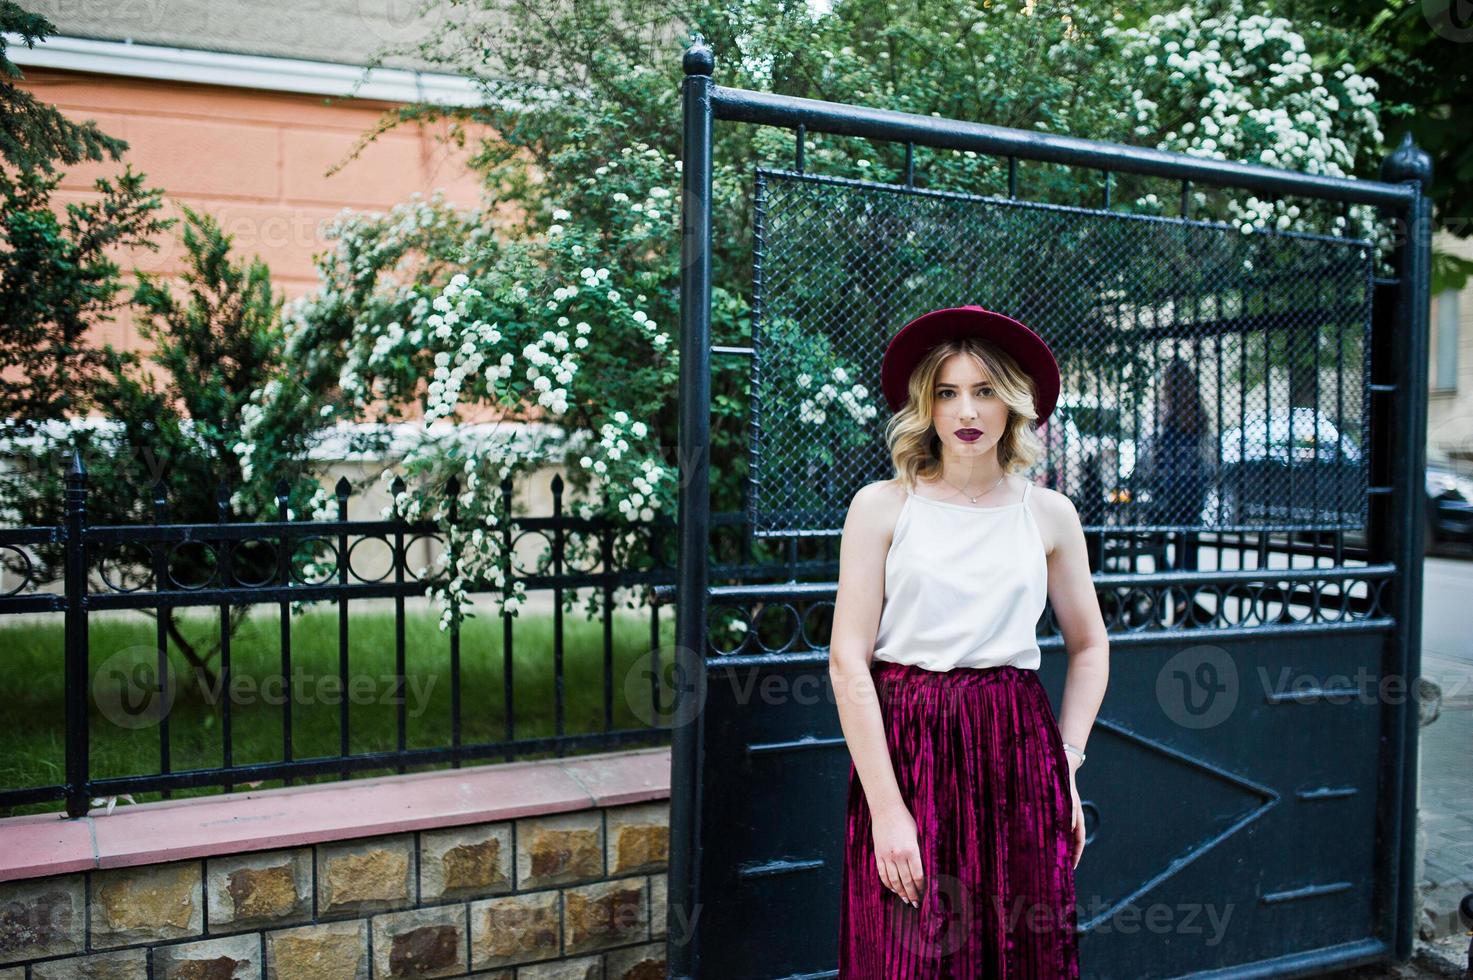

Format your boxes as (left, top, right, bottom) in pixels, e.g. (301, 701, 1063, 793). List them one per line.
(828, 482, 925, 908)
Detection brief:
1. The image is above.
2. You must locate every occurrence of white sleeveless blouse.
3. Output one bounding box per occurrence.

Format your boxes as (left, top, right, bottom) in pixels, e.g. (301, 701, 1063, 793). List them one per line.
(871, 478, 1048, 672)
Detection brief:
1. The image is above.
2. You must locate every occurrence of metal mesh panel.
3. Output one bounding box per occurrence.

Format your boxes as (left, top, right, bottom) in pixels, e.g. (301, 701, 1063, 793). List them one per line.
(748, 167, 1374, 537)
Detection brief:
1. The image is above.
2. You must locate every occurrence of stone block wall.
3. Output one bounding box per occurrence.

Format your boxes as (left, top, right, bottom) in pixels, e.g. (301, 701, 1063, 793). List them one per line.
(0, 801, 668, 980)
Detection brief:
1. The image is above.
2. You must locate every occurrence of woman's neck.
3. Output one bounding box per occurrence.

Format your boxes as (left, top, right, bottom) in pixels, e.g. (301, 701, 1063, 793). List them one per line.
(933, 453, 1005, 494)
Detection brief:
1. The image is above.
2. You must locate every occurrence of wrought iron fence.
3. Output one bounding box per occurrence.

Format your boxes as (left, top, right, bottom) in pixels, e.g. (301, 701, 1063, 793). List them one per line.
(0, 452, 835, 819)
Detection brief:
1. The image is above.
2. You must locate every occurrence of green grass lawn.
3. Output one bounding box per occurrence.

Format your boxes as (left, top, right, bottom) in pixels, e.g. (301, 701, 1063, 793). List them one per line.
(0, 603, 676, 818)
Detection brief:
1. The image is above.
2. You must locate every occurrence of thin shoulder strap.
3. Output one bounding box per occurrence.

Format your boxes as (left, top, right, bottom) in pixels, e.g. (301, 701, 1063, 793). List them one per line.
(1022, 479, 1032, 507)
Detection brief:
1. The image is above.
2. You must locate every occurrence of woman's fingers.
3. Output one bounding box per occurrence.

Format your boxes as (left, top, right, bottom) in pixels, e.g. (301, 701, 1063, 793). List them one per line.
(878, 854, 920, 907)
(906, 851, 927, 906)
(878, 856, 900, 900)
(895, 857, 919, 906)
(1064, 779, 1083, 869)
(1072, 800, 1087, 869)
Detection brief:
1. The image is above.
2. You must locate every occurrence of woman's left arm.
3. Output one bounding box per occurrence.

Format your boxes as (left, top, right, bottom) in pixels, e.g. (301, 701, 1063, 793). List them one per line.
(1043, 489, 1110, 757)
(1041, 489, 1111, 866)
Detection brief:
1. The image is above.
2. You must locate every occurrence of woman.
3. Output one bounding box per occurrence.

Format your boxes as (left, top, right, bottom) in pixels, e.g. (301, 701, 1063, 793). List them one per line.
(830, 305, 1110, 977)
(1136, 356, 1215, 571)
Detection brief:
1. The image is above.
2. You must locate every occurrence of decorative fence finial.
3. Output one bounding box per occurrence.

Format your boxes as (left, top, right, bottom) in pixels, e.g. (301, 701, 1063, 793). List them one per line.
(684, 33, 714, 77)
(1379, 131, 1432, 191)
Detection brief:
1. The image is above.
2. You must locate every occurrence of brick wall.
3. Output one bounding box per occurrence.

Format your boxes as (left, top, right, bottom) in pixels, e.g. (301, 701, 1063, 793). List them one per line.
(0, 774, 670, 979)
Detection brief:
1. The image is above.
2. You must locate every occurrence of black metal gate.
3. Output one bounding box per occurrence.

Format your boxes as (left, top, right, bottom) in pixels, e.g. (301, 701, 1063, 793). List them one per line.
(665, 35, 1431, 979)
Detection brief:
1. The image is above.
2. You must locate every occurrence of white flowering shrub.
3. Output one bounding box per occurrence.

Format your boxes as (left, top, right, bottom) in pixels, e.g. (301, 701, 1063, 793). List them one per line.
(234, 191, 488, 490)
(1104, 0, 1389, 258)
(236, 148, 718, 629)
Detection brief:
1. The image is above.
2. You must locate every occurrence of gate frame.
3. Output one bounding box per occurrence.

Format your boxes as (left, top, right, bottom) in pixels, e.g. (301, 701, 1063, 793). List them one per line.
(671, 34, 1432, 977)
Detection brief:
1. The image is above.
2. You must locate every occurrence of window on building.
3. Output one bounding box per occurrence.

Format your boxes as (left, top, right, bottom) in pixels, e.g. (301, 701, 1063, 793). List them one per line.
(1432, 288, 1460, 393)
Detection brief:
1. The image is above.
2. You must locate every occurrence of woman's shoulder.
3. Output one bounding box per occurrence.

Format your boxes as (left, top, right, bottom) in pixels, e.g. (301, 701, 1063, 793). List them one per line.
(844, 478, 909, 537)
(851, 478, 909, 514)
(1025, 479, 1072, 508)
(1022, 481, 1080, 556)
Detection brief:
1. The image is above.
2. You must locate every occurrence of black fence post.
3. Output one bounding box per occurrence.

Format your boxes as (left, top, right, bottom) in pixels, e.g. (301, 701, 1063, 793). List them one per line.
(500, 475, 516, 763)
(150, 481, 173, 797)
(276, 478, 295, 786)
(392, 476, 414, 769)
(336, 475, 351, 781)
(670, 32, 715, 980)
(1378, 130, 1434, 963)
(63, 449, 90, 819)
(551, 472, 566, 756)
(445, 474, 461, 768)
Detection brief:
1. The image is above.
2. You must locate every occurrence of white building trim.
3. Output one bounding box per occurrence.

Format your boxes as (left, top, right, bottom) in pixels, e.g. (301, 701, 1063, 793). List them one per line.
(4, 32, 486, 106)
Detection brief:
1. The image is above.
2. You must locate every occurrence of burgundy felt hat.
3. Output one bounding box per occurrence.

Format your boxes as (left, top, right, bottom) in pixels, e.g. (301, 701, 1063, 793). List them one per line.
(879, 305, 1061, 423)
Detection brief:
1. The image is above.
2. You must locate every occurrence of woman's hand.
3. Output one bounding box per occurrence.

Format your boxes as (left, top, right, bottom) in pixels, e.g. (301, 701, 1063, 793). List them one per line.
(871, 803, 925, 908)
(1067, 760, 1086, 869)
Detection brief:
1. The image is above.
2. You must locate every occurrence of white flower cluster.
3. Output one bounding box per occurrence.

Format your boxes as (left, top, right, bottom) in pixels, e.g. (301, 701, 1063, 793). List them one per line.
(371, 447, 529, 631)
(332, 284, 422, 406)
(562, 264, 611, 322)
(1109, 1, 1382, 239)
(322, 190, 479, 284)
(521, 320, 578, 416)
(387, 484, 425, 523)
(577, 411, 666, 522)
(594, 141, 679, 178)
(428, 520, 530, 630)
(233, 399, 266, 486)
(305, 482, 336, 522)
(613, 184, 673, 236)
(425, 273, 506, 422)
(547, 265, 669, 355)
(795, 366, 878, 426)
(590, 142, 682, 246)
(628, 300, 670, 351)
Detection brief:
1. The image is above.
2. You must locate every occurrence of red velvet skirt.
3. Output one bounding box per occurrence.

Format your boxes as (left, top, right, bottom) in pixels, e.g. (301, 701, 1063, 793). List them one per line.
(838, 660, 1081, 979)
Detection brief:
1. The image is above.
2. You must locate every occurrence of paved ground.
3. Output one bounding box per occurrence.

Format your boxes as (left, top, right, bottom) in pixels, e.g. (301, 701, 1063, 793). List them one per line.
(1324, 934, 1469, 978)
(1416, 552, 1473, 950)
(1321, 909, 1468, 979)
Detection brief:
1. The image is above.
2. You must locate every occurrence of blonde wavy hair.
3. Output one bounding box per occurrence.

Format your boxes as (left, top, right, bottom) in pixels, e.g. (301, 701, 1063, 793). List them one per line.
(884, 335, 1047, 491)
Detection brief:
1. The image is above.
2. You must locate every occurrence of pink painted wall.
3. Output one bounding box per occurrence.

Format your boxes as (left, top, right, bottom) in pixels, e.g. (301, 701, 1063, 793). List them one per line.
(18, 66, 499, 359)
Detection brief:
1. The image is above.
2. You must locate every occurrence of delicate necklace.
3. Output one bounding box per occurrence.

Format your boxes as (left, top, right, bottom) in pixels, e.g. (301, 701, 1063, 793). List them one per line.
(936, 470, 1007, 505)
